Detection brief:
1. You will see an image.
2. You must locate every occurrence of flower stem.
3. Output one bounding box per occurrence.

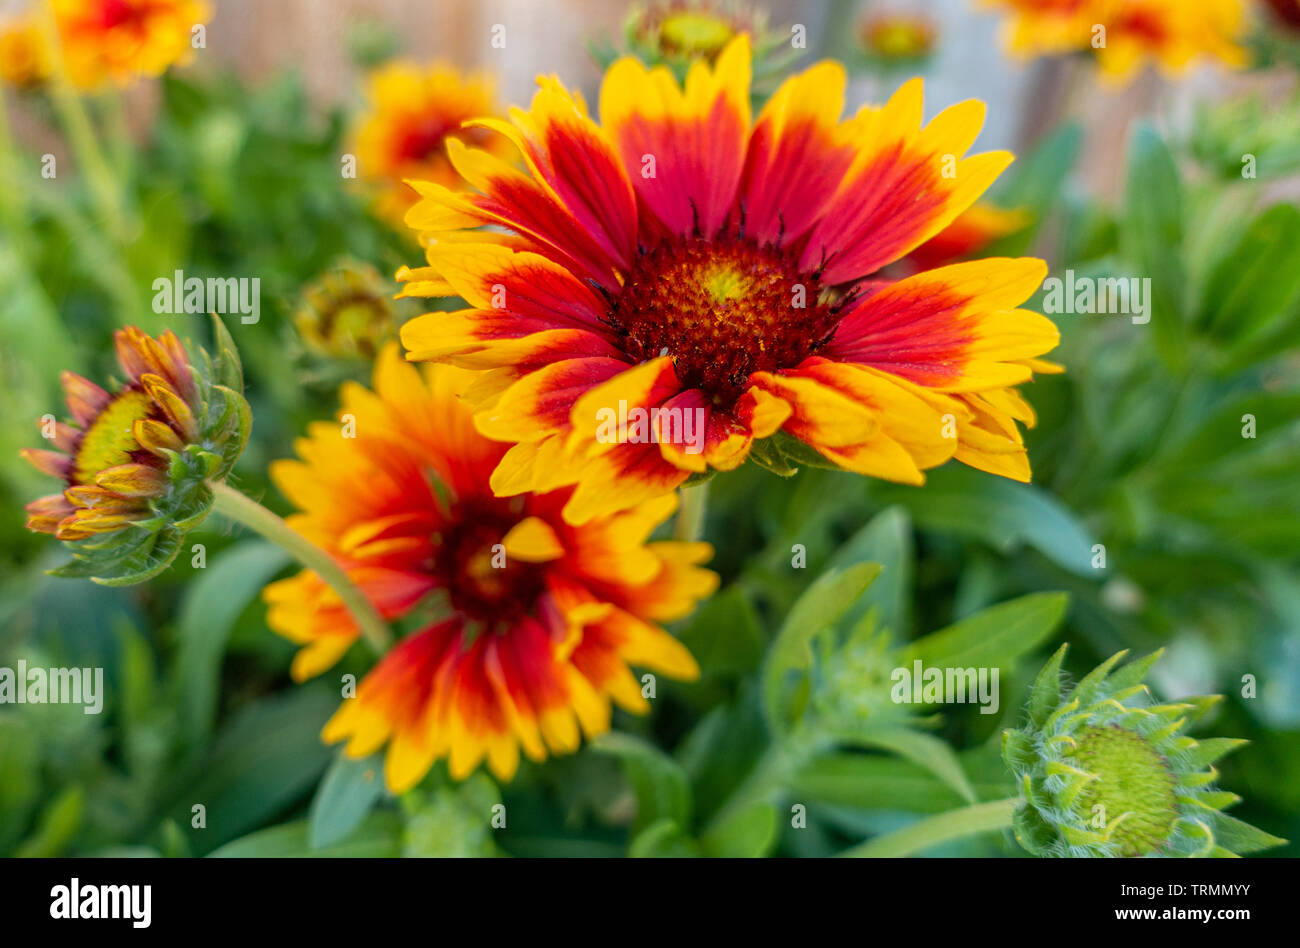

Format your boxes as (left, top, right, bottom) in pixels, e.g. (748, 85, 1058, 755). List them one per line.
(210, 480, 393, 655)
(37, 2, 132, 245)
(839, 797, 1019, 858)
(674, 481, 709, 542)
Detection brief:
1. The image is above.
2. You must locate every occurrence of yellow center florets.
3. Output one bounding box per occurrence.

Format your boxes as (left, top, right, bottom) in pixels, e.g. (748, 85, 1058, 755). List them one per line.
(437, 511, 545, 627)
(658, 11, 737, 58)
(72, 389, 156, 484)
(1069, 724, 1180, 857)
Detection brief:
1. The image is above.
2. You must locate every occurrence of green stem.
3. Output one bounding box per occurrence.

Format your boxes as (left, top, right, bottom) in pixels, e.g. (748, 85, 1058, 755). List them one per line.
(704, 729, 828, 834)
(839, 797, 1018, 858)
(210, 480, 393, 655)
(98, 89, 133, 181)
(674, 481, 709, 542)
(37, 3, 131, 245)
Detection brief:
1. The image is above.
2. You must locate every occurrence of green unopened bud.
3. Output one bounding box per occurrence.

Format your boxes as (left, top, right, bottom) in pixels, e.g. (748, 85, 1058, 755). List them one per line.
(1003, 645, 1286, 857)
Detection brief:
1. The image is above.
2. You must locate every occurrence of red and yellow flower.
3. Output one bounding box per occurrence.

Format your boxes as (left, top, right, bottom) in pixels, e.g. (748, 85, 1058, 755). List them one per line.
(52, 0, 211, 89)
(981, 0, 1249, 81)
(351, 61, 510, 225)
(23, 327, 201, 540)
(20, 324, 249, 584)
(0, 14, 49, 87)
(398, 36, 1060, 524)
(263, 345, 716, 790)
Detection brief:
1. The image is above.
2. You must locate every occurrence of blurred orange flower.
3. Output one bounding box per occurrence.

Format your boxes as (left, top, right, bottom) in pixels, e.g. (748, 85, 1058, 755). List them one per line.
(0, 14, 50, 87)
(982, 0, 1249, 82)
(53, 0, 210, 89)
(351, 61, 510, 226)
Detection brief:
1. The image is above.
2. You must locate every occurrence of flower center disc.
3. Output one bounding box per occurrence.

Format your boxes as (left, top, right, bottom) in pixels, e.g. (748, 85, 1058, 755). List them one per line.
(612, 237, 837, 408)
(438, 513, 544, 626)
(1070, 724, 1179, 856)
(72, 388, 157, 485)
(658, 12, 736, 58)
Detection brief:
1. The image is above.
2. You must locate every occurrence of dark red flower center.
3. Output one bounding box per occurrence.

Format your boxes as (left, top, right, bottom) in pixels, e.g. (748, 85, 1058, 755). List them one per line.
(611, 236, 841, 408)
(436, 510, 545, 626)
(393, 114, 457, 164)
(393, 115, 492, 166)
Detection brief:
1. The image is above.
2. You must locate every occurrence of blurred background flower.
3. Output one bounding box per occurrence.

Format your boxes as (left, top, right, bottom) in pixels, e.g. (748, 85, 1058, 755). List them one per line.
(350, 59, 506, 225)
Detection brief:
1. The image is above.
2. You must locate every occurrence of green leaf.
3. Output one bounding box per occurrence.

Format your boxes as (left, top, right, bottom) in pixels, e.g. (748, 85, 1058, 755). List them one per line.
(826, 506, 913, 638)
(987, 121, 1083, 256)
(762, 562, 881, 732)
(1184, 737, 1248, 769)
(591, 733, 691, 833)
(0, 719, 41, 853)
(208, 813, 402, 858)
(845, 727, 975, 803)
(308, 753, 386, 849)
(628, 819, 697, 857)
(173, 539, 290, 744)
(700, 802, 778, 857)
(1070, 649, 1127, 707)
(165, 686, 337, 852)
(793, 753, 985, 813)
(902, 592, 1069, 673)
(768, 431, 846, 471)
(208, 313, 245, 392)
(1212, 813, 1287, 855)
(839, 798, 1017, 857)
(14, 785, 85, 857)
(1120, 122, 1186, 369)
(1028, 643, 1069, 728)
(873, 467, 1096, 576)
(747, 436, 798, 477)
(674, 585, 765, 676)
(1199, 204, 1300, 357)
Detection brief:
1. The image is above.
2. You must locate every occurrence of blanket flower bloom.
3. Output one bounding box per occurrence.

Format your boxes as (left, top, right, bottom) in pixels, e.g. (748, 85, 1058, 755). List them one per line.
(398, 35, 1060, 524)
(0, 14, 49, 87)
(263, 345, 716, 790)
(981, 0, 1249, 82)
(53, 0, 210, 89)
(352, 61, 509, 225)
(20, 324, 249, 584)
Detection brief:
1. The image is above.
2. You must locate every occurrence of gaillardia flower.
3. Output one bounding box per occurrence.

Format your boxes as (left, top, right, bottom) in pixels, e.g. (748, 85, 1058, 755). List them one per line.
(21, 323, 249, 585)
(263, 346, 716, 790)
(399, 36, 1060, 524)
(52, 0, 211, 89)
(352, 61, 509, 225)
(981, 0, 1249, 82)
(0, 14, 49, 87)
(1004, 646, 1286, 857)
